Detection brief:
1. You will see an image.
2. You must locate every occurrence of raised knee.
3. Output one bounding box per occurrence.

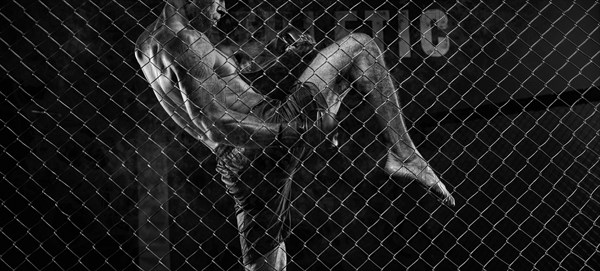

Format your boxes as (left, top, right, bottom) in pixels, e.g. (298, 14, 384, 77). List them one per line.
(343, 33, 380, 54)
(346, 32, 372, 43)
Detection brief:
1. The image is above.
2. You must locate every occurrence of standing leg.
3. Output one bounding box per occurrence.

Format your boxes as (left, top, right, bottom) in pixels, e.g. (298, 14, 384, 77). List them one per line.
(216, 145, 302, 271)
(297, 33, 455, 206)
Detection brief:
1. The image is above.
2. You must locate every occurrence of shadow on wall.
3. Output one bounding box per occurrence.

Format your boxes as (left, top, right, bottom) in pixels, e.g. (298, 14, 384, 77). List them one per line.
(424, 102, 600, 270)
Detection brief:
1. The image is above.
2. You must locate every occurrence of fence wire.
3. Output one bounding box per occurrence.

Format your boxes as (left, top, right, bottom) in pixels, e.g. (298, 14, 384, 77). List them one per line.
(1, 0, 599, 270)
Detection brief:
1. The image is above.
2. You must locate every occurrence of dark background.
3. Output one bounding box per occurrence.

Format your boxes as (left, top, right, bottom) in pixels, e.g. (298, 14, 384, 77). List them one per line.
(1, 0, 598, 270)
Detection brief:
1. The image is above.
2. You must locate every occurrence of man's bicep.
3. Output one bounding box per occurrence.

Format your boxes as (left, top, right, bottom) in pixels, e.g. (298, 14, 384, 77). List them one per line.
(166, 57, 229, 142)
(174, 65, 228, 118)
(170, 45, 226, 103)
(168, 34, 215, 85)
(155, 91, 207, 138)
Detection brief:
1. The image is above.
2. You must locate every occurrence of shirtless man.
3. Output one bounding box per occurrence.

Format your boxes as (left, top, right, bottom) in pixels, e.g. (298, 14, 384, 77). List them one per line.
(135, 0, 455, 270)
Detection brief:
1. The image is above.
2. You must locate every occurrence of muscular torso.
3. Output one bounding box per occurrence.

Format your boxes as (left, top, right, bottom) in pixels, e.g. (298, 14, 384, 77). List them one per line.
(135, 16, 268, 149)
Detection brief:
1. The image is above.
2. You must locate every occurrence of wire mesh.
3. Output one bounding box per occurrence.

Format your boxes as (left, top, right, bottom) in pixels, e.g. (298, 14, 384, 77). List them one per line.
(1, 0, 599, 270)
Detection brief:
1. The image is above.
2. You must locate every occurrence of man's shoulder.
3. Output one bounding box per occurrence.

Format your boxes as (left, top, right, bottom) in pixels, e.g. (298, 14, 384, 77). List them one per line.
(155, 29, 212, 55)
(136, 23, 171, 49)
(171, 28, 213, 53)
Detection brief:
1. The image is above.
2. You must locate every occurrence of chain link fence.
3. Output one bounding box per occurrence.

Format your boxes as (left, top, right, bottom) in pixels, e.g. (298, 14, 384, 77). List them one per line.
(1, 0, 599, 270)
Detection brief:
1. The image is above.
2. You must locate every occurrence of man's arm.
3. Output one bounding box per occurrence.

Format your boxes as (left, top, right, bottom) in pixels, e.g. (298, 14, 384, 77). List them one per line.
(169, 32, 300, 149)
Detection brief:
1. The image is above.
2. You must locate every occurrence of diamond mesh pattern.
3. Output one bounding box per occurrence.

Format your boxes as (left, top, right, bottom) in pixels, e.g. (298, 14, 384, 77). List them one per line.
(1, 0, 599, 270)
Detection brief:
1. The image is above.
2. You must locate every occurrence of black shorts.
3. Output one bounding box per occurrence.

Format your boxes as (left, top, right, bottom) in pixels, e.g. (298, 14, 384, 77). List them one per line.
(214, 82, 321, 264)
(215, 145, 303, 264)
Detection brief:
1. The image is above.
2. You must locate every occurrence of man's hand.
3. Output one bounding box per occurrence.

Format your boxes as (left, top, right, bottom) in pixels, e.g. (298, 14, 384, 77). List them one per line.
(282, 28, 316, 55)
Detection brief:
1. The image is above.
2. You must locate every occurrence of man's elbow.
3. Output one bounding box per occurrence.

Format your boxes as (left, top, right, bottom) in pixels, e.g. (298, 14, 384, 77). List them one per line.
(204, 122, 256, 147)
(198, 120, 239, 145)
(204, 129, 226, 144)
(193, 118, 225, 143)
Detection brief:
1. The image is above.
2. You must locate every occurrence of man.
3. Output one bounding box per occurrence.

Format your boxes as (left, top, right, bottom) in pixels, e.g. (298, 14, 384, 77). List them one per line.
(135, 0, 455, 270)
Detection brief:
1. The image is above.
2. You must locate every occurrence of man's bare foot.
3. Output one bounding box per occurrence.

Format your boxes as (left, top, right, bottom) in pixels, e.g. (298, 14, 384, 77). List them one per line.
(385, 152, 456, 207)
